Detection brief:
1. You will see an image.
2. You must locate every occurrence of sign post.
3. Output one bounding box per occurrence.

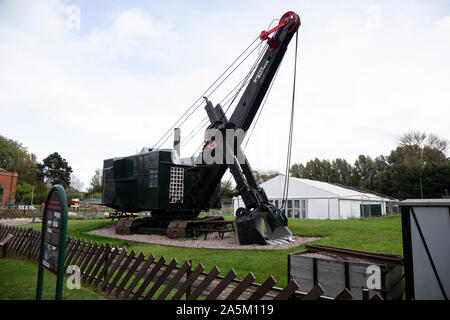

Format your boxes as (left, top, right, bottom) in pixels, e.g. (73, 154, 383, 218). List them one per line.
(36, 185, 68, 300)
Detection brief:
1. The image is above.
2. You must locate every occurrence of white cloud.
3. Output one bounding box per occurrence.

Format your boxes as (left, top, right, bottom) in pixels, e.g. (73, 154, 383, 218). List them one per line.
(0, 0, 67, 39)
(87, 9, 177, 61)
(0, 3, 184, 188)
(435, 15, 450, 31)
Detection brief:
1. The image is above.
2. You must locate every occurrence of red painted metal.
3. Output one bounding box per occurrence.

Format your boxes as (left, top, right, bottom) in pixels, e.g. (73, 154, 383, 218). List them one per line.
(259, 11, 300, 51)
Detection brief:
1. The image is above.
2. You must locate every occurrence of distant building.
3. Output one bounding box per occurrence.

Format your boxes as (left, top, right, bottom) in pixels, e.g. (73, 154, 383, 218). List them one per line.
(68, 198, 80, 209)
(79, 198, 102, 208)
(0, 168, 19, 206)
(233, 175, 399, 220)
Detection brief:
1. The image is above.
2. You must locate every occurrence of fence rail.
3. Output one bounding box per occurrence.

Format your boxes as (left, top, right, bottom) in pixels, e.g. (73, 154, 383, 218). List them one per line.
(0, 209, 43, 220)
(0, 224, 383, 300)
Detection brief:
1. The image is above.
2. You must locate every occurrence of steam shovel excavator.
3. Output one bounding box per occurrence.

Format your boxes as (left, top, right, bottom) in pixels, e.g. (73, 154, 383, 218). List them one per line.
(102, 11, 301, 245)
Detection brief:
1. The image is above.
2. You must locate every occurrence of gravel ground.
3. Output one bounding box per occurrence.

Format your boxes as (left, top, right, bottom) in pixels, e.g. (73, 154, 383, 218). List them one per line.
(88, 224, 320, 250)
(0, 218, 41, 226)
(301, 252, 371, 263)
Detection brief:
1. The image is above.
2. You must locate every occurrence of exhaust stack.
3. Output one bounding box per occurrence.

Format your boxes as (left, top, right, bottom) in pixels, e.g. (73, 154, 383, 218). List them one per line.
(173, 128, 180, 156)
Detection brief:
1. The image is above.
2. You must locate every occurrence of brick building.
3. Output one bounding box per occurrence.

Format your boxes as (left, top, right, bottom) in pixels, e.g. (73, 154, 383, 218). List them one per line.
(0, 168, 18, 206)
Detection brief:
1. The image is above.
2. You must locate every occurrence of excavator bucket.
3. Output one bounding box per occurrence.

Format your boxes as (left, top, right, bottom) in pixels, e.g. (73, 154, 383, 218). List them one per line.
(235, 205, 293, 245)
(234, 208, 267, 245)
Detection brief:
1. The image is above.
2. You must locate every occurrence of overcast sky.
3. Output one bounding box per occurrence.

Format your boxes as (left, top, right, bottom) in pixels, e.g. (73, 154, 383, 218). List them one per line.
(1, 0, 449, 191)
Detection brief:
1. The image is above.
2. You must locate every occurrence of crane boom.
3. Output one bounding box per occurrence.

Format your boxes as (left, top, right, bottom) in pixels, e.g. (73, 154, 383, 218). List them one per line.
(191, 12, 300, 212)
(190, 11, 300, 244)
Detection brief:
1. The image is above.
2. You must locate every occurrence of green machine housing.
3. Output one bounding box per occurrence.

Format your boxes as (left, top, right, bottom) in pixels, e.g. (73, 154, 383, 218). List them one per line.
(102, 149, 221, 218)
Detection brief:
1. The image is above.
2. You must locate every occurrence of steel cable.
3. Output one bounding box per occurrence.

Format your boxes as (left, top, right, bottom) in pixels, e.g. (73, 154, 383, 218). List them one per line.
(282, 31, 299, 212)
(153, 37, 260, 149)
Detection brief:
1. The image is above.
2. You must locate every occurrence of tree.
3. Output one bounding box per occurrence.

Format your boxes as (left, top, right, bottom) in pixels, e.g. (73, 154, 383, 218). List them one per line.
(253, 169, 281, 184)
(372, 155, 389, 191)
(376, 132, 449, 199)
(70, 174, 84, 192)
(390, 131, 448, 167)
(291, 159, 352, 184)
(0, 135, 49, 203)
(15, 183, 34, 204)
(66, 174, 84, 200)
(330, 158, 353, 185)
(298, 159, 332, 182)
(220, 180, 236, 198)
(38, 152, 73, 188)
(0, 135, 41, 186)
(288, 131, 448, 200)
(353, 155, 378, 190)
(422, 162, 450, 198)
(87, 168, 102, 197)
(378, 164, 423, 199)
(290, 163, 305, 178)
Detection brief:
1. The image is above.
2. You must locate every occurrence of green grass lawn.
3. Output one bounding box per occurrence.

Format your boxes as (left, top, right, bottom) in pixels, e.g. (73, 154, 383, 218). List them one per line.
(127, 216, 402, 287)
(0, 258, 105, 300)
(20, 215, 403, 288)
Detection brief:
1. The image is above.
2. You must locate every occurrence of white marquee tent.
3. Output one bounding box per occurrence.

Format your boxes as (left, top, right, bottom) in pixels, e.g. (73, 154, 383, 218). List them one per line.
(232, 175, 399, 220)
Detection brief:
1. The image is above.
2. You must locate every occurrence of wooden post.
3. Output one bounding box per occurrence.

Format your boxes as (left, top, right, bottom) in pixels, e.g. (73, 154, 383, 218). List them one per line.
(2, 243, 8, 258)
(186, 259, 192, 300)
(362, 288, 370, 300)
(103, 248, 110, 285)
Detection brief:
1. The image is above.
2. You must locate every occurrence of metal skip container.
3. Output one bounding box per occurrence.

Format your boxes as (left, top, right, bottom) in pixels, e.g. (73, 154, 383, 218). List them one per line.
(400, 199, 450, 300)
(288, 245, 404, 299)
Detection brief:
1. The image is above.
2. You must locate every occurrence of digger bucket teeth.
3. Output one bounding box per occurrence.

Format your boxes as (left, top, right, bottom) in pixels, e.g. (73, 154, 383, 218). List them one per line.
(265, 224, 293, 242)
(235, 210, 267, 245)
(234, 205, 293, 246)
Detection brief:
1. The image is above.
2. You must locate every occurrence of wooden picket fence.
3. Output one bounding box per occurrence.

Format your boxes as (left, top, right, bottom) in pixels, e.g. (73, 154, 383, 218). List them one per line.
(0, 224, 383, 300)
(0, 208, 42, 219)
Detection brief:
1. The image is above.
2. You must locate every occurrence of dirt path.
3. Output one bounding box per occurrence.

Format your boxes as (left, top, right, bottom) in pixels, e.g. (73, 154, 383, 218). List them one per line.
(88, 224, 320, 250)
